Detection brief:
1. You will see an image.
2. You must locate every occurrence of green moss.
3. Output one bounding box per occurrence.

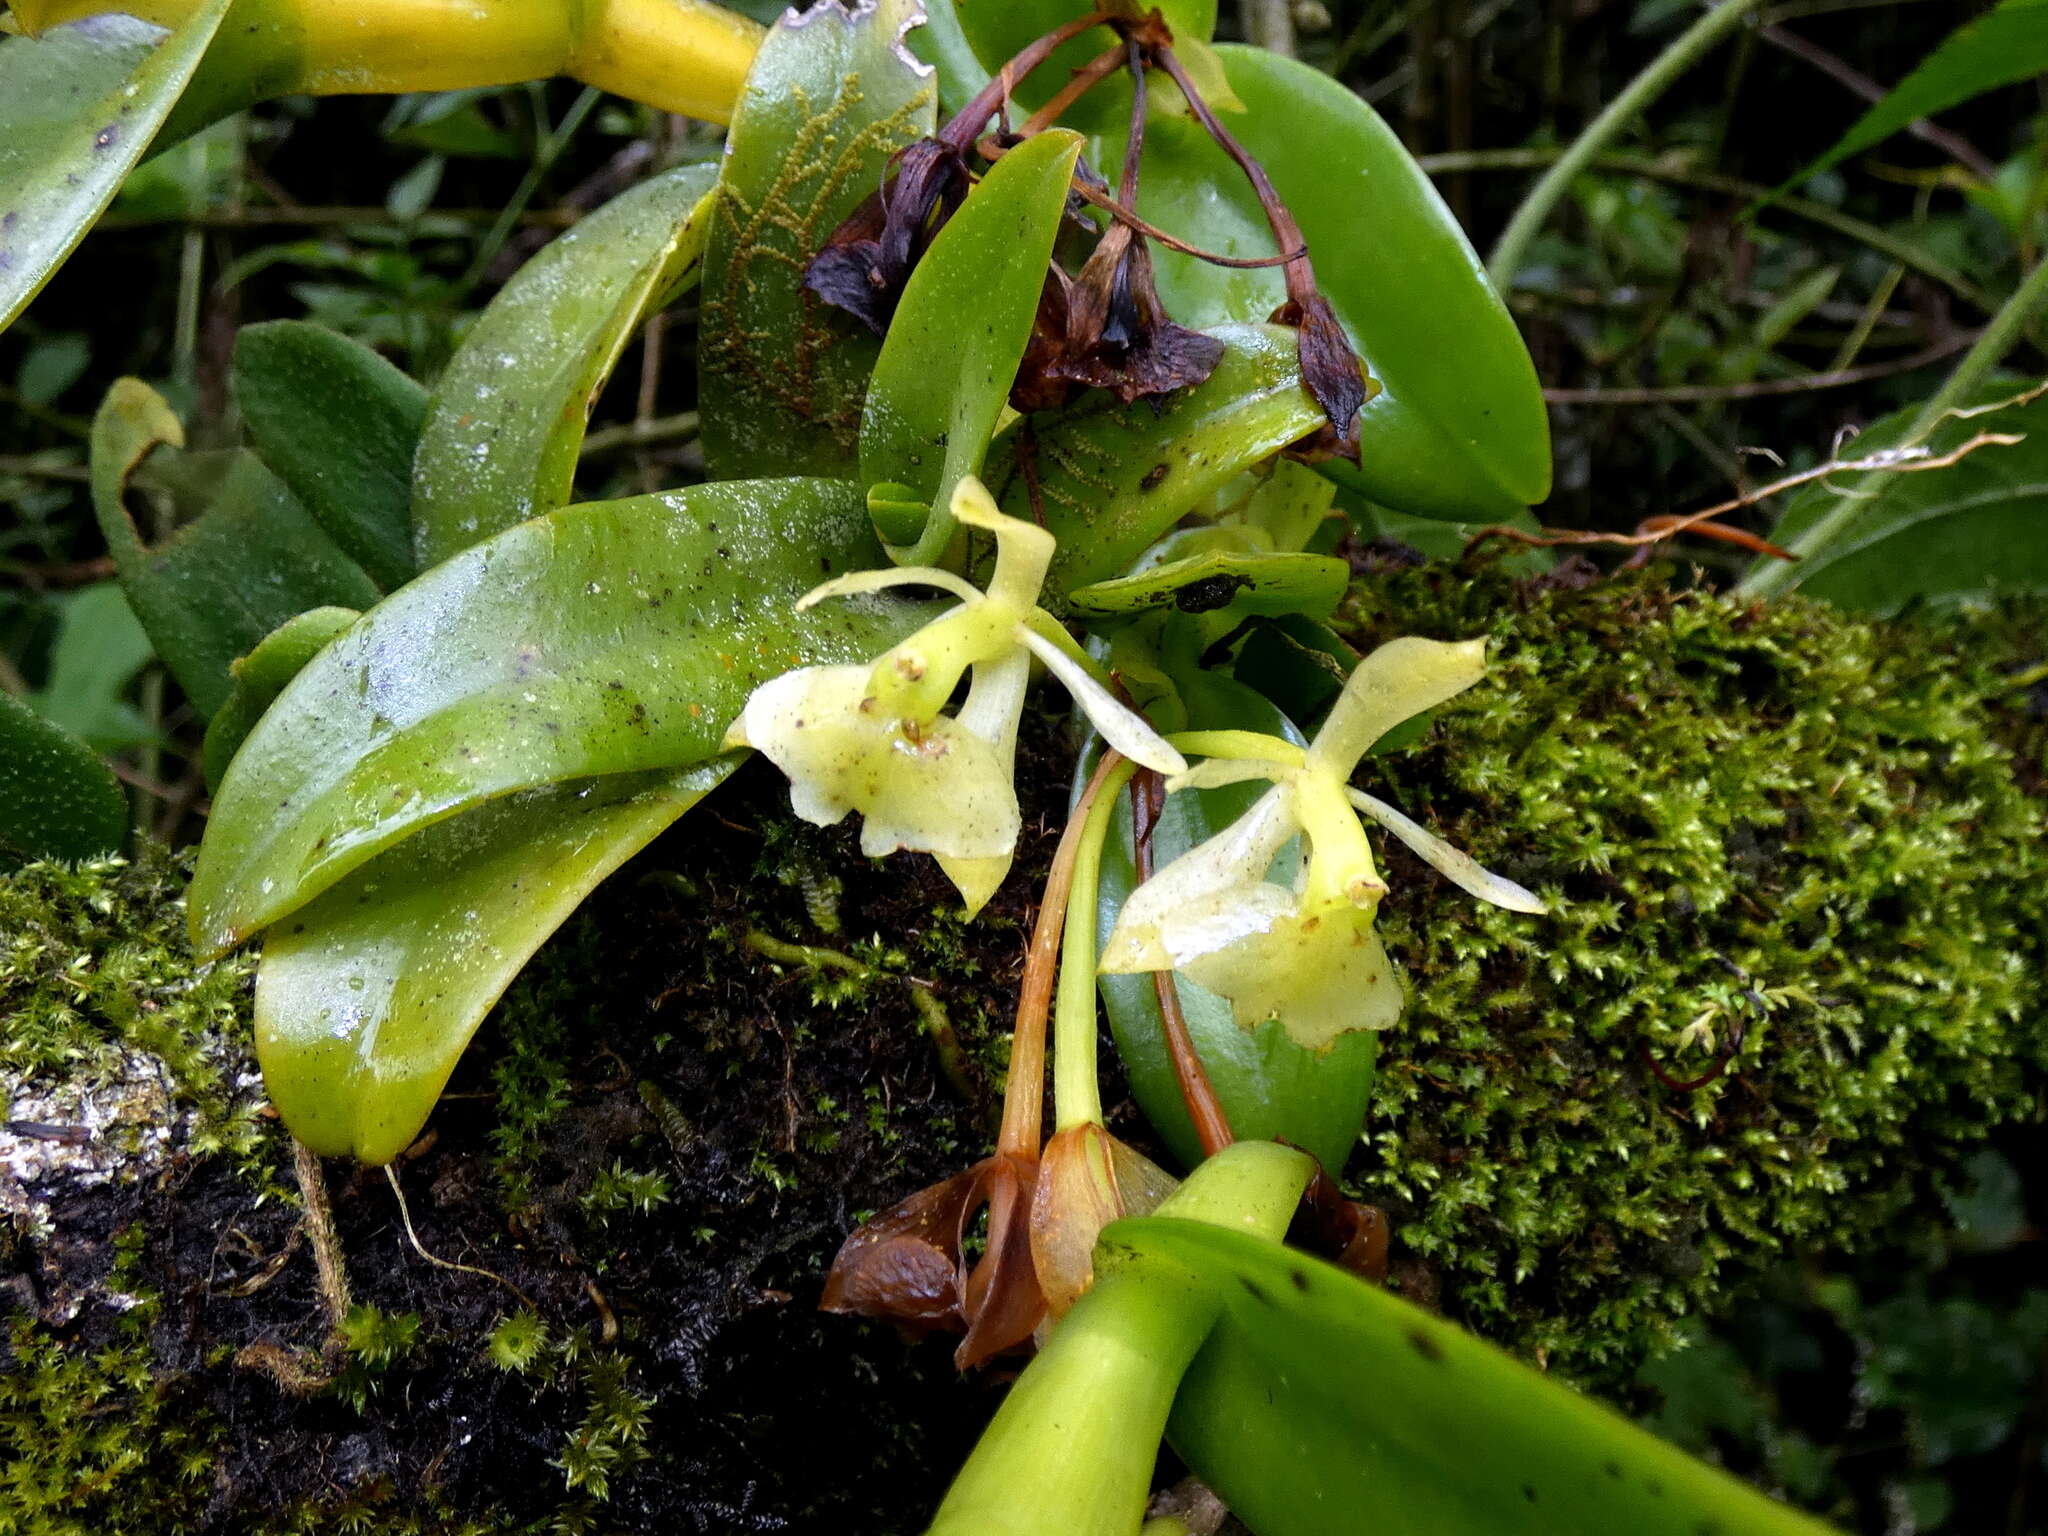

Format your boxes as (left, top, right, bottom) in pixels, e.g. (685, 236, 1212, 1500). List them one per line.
(1340, 567, 2048, 1377)
(0, 847, 271, 1176)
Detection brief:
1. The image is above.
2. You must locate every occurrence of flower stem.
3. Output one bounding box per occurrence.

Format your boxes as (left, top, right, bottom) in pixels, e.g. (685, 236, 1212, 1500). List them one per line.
(1000, 752, 1125, 1158)
(1054, 755, 1139, 1132)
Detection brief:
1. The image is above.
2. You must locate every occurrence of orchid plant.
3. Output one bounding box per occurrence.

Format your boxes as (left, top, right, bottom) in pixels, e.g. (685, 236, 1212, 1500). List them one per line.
(3, 0, 1853, 1532)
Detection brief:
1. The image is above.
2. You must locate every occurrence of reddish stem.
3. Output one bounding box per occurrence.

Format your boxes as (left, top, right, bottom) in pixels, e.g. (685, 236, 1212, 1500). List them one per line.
(997, 753, 1125, 1158)
(1131, 768, 1235, 1157)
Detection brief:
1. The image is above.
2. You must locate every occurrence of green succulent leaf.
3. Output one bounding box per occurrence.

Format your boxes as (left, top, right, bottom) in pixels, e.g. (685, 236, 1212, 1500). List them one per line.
(1111, 1217, 1841, 1536)
(1092, 670, 1377, 1172)
(951, 0, 1215, 113)
(412, 164, 719, 568)
(1067, 549, 1348, 622)
(90, 377, 380, 717)
(188, 477, 923, 956)
(1097, 45, 1551, 520)
(1791, 0, 2048, 190)
(0, 689, 128, 865)
(1751, 385, 2048, 612)
(861, 128, 1084, 564)
(233, 321, 426, 591)
(201, 606, 360, 793)
(0, 1, 230, 335)
(986, 323, 1324, 599)
(256, 761, 733, 1164)
(698, 0, 936, 479)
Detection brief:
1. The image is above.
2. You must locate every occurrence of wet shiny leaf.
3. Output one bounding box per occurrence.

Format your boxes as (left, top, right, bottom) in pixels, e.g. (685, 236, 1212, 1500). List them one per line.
(412, 164, 719, 567)
(189, 477, 925, 955)
(1095, 46, 1551, 520)
(0, 1, 229, 334)
(255, 761, 733, 1164)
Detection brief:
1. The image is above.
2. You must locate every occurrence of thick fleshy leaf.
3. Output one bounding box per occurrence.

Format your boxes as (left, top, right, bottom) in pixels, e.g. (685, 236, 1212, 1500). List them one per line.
(189, 478, 921, 956)
(951, 0, 1214, 113)
(0, 1, 229, 335)
(255, 761, 732, 1164)
(984, 324, 1325, 599)
(234, 321, 425, 591)
(698, 0, 936, 479)
(412, 164, 719, 567)
(1093, 672, 1378, 1172)
(1792, 0, 2048, 189)
(1749, 386, 2048, 612)
(1066, 549, 1347, 621)
(0, 690, 128, 864)
(1095, 45, 1551, 519)
(904, 0, 986, 116)
(1102, 1218, 1841, 1536)
(90, 378, 380, 717)
(200, 606, 359, 792)
(860, 129, 1084, 563)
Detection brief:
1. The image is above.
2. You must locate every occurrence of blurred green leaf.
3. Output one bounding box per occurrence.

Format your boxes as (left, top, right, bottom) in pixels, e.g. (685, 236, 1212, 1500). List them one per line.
(859, 129, 1083, 562)
(698, 0, 935, 479)
(1792, 0, 2048, 188)
(189, 477, 927, 956)
(27, 582, 157, 752)
(89, 377, 380, 716)
(0, 0, 230, 335)
(412, 164, 718, 567)
(15, 332, 90, 407)
(1754, 384, 2048, 612)
(234, 321, 426, 591)
(0, 689, 128, 865)
(1121, 1219, 1843, 1536)
(256, 760, 732, 1164)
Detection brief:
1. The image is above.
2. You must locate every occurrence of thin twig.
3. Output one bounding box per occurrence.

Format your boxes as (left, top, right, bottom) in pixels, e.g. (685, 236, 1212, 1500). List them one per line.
(579, 410, 700, 458)
(1467, 424, 2033, 558)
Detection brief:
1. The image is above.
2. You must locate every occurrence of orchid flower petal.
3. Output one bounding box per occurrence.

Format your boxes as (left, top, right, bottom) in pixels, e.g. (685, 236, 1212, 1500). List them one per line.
(1165, 757, 1294, 794)
(951, 476, 1055, 616)
(1100, 786, 1296, 973)
(1181, 912, 1405, 1052)
(1310, 635, 1488, 775)
(1018, 626, 1185, 776)
(797, 564, 982, 610)
(1347, 789, 1548, 914)
(738, 664, 1019, 859)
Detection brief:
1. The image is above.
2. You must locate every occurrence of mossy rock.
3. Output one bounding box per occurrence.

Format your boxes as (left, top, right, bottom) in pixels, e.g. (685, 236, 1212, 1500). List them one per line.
(1, 567, 2043, 1531)
(1345, 560, 2048, 1377)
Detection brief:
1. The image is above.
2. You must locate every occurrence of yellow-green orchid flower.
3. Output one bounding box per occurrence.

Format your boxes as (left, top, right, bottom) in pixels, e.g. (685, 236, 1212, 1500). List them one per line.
(727, 477, 1185, 916)
(1099, 636, 1544, 1050)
